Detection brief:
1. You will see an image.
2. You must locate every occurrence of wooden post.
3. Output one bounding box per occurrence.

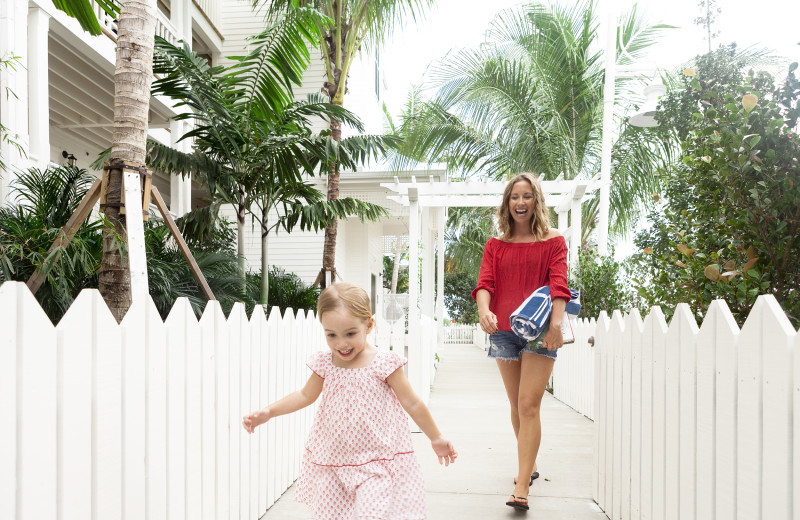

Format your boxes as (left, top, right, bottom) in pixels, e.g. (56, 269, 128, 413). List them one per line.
(26, 179, 103, 294)
(150, 186, 216, 301)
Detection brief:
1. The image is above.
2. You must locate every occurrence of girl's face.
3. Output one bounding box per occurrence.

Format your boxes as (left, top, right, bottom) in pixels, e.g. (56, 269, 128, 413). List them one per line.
(508, 180, 535, 228)
(320, 308, 374, 367)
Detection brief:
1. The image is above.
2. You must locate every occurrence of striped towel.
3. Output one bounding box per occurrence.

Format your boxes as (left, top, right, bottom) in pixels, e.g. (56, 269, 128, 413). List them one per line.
(510, 286, 581, 341)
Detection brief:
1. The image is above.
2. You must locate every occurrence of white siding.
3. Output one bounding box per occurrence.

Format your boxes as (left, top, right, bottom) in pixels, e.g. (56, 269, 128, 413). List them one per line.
(220, 0, 265, 64)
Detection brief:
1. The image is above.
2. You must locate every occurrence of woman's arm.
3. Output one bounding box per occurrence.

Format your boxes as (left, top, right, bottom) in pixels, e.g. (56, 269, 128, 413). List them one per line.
(476, 288, 498, 334)
(542, 297, 566, 351)
(242, 373, 324, 433)
(387, 369, 458, 466)
(542, 231, 569, 350)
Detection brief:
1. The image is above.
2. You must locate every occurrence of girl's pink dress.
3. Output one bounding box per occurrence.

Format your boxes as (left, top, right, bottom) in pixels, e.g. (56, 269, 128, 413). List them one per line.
(294, 349, 427, 520)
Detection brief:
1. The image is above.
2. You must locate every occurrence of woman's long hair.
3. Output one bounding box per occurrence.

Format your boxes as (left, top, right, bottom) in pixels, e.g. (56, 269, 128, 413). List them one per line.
(496, 173, 550, 241)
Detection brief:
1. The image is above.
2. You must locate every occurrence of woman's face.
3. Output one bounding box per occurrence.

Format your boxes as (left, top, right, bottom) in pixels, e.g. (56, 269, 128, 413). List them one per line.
(508, 180, 535, 228)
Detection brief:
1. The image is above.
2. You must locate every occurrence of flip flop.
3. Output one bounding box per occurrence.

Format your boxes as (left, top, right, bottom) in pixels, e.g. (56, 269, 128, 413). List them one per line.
(505, 495, 530, 511)
(513, 472, 540, 486)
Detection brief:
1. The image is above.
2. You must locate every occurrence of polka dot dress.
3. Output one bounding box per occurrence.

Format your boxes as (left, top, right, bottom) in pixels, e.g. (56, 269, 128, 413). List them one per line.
(294, 349, 427, 520)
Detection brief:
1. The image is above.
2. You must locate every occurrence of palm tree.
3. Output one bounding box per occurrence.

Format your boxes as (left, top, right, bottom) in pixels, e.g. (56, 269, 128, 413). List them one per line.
(393, 0, 674, 245)
(56, 0, 156, 321)
(259, 0, 436, 286)
(149, 20, 393, 303)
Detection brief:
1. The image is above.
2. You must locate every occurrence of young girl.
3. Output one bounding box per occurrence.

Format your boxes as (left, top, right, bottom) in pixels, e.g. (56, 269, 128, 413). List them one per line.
(243, 282, 458, 519)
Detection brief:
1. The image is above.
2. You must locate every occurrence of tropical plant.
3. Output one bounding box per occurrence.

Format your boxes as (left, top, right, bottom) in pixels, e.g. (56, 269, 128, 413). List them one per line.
(150, 21, 393, 304)
(260, 266, 321, 315)
(260, 0, 436, 286)
(391, 0, 674, 245)
(629, 45, 800, 326)
(443, 270, 479, 324)
(0, 165, 108, 322)
(569, 247, 635, 319)
(0, 53, 25, 173)
(144, 218, 259, 318)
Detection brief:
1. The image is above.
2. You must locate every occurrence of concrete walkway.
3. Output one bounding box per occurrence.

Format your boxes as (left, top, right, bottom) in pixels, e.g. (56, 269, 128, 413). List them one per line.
(262, 343, 607, 519)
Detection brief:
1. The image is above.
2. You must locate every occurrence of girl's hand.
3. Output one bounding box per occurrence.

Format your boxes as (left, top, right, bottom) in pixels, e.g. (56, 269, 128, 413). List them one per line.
(479, 311, 498, 335)
(242, 408, 270, 434)
(431, 437, 458, 466)
(542, 323, 564, 351)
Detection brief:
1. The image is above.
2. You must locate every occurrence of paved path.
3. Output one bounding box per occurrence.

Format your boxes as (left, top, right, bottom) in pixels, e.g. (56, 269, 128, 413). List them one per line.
(262, 343, 607, 519)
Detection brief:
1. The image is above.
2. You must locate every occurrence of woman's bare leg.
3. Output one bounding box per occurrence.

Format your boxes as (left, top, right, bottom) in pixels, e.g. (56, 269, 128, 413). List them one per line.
(511, 353, 554, 499)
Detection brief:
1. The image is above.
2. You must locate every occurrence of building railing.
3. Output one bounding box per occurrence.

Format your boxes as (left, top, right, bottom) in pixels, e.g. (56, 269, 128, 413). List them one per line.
(443, 323, 479, 345)
(193, 0, 222, 34)
(551, 295, 799, 520)
(94, 0, 179, 45)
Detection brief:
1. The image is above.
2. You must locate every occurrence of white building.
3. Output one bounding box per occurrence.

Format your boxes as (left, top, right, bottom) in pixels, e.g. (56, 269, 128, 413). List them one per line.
(0, 0, 453, 322)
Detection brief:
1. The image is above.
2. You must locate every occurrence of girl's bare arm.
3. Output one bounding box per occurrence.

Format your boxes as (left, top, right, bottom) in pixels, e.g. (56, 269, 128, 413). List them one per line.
(243, 373, 324, 433)
(387, 368, 458, 466)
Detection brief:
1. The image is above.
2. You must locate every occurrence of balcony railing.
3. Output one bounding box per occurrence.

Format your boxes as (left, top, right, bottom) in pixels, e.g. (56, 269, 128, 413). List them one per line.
(193, 0, 221, 34)
(93, 1, 179, 46)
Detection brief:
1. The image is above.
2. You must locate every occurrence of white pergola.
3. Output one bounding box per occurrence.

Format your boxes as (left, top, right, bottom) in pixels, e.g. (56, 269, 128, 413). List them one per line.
(381, 176, 599, 343)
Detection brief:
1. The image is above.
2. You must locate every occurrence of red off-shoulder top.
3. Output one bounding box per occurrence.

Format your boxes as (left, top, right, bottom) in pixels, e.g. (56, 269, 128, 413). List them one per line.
(471, 236, 570, 331)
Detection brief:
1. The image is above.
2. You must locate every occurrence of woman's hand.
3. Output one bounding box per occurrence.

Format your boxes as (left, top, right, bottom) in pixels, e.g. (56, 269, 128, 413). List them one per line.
(479, 310, 499, 334)
(542, 323, 564, 351)
(431, 437, 458, 466)
(242, 408, 270, 434)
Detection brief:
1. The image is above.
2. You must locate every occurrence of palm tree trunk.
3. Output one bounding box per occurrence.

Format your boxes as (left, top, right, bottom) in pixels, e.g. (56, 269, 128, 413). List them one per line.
(391, 235, 402, 294)
(98, 0, 156, 322)
(320, 118, 341, 286)
(237, 198, 247, 294)
(260, 206, 269, 305)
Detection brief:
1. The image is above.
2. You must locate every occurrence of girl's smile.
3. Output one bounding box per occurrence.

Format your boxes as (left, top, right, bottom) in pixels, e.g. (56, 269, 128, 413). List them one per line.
(320, 308, 375, 367)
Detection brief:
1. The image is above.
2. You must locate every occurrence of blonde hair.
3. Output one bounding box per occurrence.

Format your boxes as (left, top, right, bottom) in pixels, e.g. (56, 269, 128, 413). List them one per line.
(496, 173, 550, 241)
(317, 282, 373, 323)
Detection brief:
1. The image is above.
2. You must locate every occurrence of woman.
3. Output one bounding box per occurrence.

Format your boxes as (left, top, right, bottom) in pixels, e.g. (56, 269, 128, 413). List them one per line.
(471, 173, 570, 511)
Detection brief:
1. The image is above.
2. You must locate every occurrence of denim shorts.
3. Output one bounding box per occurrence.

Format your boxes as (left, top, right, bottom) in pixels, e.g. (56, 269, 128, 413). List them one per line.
(488, 329, 558, 361)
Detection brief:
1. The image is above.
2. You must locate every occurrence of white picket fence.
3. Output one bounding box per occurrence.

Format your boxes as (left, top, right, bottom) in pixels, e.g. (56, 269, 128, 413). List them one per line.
(0, 281, 437, 520)
(551, 316, 597, 420)
(551, 294, 799, 520)
(443, 324, 477, 344)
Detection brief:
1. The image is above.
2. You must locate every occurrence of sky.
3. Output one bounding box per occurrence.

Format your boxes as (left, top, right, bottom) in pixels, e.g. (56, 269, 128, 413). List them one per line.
(381, 0, 800, 116)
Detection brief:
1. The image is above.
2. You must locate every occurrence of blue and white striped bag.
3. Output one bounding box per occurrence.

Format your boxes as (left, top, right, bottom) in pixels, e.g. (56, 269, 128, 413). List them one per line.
(509, 286, 581, 342)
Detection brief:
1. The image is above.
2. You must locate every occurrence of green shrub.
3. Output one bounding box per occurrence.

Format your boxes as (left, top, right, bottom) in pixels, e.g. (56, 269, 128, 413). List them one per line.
(569, 248, 636, 319)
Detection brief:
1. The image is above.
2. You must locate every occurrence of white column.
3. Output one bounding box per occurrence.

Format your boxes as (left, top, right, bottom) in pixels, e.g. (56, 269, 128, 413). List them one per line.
(407, 189, 422, 398)
(0, 0, 29, 203)
(169, 120, 188, 216)
(421, 207, 434, 318)
(435, 207, 446, 342)
(570, 197, 583, 273)
(170, 0, 192, 44)
(27, 7, 50, 168)
(598, 8, 617, 256)
(558, 211, 568, 233)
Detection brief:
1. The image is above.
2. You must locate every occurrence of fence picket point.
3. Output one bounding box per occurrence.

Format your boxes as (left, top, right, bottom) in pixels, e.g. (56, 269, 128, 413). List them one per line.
(164, 298, 195, 519)
(57, 289, 117, 520)
(143, 297, 168, 520)
(609, 310, 625, 520)
(755, 295, 794, 520)
(628, 309, 644, 520)
(644, 306, 668, 520)
(673, 304, 700, 520)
